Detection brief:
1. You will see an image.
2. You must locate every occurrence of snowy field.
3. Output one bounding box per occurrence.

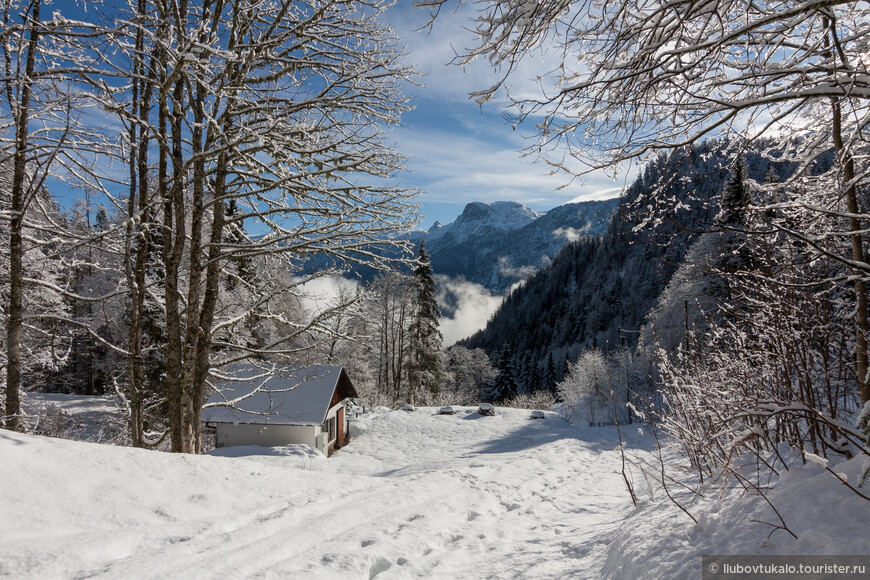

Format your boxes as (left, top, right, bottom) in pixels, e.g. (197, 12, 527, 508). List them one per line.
(2, 403, 869, 579)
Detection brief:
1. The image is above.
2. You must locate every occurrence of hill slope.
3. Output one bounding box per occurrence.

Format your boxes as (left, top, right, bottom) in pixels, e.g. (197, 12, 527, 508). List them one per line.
(3, 404, 868, 579)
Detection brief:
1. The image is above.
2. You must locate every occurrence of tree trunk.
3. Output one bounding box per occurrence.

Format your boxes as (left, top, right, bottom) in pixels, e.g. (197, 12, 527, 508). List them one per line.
(163, 45, 186, 452)
(828, 18, 870, 406)
(831, 113, 870, 405)
(125, 0, 152, 446)
(4, 0, 41, 432)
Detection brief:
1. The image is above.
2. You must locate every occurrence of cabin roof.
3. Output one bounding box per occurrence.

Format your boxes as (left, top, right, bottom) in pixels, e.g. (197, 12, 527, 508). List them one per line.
(202, 364, 357, 426)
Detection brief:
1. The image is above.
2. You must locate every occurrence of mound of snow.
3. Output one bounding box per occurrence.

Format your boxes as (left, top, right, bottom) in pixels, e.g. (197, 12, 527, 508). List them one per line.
(602, 451, 870, 579)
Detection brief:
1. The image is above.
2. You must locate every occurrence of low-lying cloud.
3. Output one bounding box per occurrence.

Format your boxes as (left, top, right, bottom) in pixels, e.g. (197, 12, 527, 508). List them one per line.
(295, 276, 360, 322)
(554, 226, 590, 243)
(498, 256, 546, 281)
(436, 275, 504, 346)
(296, 274, 505, 348)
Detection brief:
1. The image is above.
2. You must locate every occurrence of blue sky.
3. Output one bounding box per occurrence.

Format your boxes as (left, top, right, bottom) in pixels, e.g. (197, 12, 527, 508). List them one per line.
(384, 3, 626, 230)
(44, 1, 626, 229)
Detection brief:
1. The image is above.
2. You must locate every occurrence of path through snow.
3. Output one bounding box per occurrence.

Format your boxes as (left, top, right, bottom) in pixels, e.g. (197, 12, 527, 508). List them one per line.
(0, 407, 638, 579)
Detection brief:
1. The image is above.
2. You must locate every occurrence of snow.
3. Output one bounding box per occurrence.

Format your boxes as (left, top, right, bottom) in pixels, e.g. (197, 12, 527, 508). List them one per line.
(2, 404, 870, 579)
(604, 454, 870, 579)
(427, 201, 542, 244)
(22, 392, 126, 442)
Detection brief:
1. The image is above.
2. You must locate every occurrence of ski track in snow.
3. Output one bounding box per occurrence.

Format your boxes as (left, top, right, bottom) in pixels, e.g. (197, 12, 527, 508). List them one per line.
(0, 407, 639, 579)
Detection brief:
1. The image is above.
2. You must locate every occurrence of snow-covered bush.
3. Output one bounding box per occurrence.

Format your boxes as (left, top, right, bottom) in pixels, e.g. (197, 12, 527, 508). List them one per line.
(501, 390, 555, 411)
(29, 404, 76, 439)
(476, 402, 495, 416)
(557, 349, 629, 427)
(653, 188, 870, 497)
(443, 345, 498, 406)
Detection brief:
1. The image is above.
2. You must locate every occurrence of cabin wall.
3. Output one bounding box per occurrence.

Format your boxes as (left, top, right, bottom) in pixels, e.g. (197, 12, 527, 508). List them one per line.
(211, 401, 350, 455)
(321, 403, 343, 447)
(214, 423, 321, 451)
(323, 402, 349, 448)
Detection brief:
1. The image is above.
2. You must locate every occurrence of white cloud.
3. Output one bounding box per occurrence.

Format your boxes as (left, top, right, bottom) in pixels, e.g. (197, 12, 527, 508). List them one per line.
(387, 3, 530, 106)
(382, 4, 639, 217)
(554, 226, 587, 242)
(389, 2, 577, 110)
(294, 276, 360, 322)
(497, 256, 538, 281)
(566, 186, 626, 204)
(395, 125, 629, 209)
(436, 276, 503, 346)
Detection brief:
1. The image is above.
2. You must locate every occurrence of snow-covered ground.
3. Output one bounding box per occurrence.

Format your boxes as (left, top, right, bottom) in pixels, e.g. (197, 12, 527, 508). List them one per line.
(21, 392, 128, 443)
(2, 404, 869, 579)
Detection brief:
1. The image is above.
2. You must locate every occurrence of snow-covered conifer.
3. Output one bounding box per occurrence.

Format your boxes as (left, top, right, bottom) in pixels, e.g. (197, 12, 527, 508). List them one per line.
(408, 241, 444, 403)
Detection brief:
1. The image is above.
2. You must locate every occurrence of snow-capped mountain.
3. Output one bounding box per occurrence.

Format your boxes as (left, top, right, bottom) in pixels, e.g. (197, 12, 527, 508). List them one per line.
(427, 201, 543, 244)
(424, 198, 618, 293)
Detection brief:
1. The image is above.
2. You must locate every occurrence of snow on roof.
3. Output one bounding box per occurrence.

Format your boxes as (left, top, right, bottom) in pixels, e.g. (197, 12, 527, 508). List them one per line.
(202, 364, 356, 426)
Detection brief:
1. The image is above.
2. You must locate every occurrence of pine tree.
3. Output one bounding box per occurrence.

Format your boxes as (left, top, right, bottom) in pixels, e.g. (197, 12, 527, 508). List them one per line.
(490, 344, 518, 401)
(94, 206, 109, 232)
(408, 240, 444, 403)
(541, 352, 557, 397)
(718, 157, 751, 226)
(715, 157, 756, 289)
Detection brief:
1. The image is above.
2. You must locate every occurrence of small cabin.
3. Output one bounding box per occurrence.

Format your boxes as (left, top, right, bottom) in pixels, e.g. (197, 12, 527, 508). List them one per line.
(202, 364, 358, 455)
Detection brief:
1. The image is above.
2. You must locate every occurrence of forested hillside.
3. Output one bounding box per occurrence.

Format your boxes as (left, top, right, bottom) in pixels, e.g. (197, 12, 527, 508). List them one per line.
(461, 140, 822, 391)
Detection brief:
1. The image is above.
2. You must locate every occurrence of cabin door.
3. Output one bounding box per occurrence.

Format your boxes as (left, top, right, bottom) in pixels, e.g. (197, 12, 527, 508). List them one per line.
(337, 407, 344, 444)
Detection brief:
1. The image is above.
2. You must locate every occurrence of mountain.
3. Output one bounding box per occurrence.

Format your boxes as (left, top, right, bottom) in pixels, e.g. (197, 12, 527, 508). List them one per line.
(427, 201, 542, 243)
(301, 198, 616, 292)
(424, 198, 619, 293)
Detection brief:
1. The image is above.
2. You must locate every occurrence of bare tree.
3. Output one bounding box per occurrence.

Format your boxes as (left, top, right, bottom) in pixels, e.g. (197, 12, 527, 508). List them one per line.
(123, 0, 418, 452)
(0, 0, 108, 430)
(444, 345, 497, 405)
(364, 271, 415, 405)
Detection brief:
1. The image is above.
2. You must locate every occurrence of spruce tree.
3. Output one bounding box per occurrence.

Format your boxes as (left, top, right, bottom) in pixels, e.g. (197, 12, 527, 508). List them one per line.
(718, 157, 751, 226)
(541, 352, 557, 397)
(408, 240, 444, 403)
(520, 351, 539, 393)
(490, 344, 518, 401)
(94, 206, 110, 232)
